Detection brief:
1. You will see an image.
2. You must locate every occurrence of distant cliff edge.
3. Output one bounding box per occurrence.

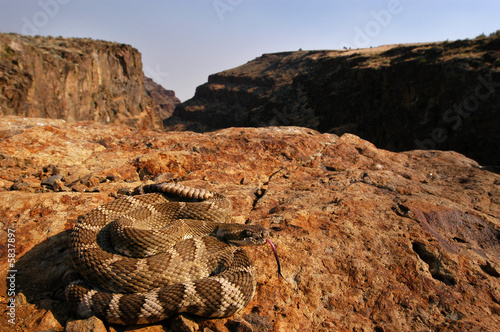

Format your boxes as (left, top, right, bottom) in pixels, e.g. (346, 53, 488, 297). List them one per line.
(0, 33, 179, 130)
(165, 33, 500, 168)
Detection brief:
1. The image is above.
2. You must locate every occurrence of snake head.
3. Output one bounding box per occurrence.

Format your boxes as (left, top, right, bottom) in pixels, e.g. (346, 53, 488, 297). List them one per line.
(214, 224, 269, 246)
(215, 224, 284, 279)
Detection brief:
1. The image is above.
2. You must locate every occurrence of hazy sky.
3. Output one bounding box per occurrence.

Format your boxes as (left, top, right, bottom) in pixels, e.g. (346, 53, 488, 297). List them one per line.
(0, 1, 498, 101)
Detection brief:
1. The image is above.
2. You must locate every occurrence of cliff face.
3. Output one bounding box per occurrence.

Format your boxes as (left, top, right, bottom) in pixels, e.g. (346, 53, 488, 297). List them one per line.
(165, 34, 500, 168)
(144, 76, 180, 120)
(0, 33, 177, 129)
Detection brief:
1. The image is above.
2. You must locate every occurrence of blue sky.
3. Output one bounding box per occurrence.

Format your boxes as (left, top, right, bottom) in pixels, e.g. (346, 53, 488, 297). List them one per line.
(0, 1, 498, 101)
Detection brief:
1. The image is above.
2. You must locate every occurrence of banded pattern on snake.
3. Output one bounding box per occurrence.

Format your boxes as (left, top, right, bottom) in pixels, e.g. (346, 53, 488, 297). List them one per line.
(66, 183, 270, 325)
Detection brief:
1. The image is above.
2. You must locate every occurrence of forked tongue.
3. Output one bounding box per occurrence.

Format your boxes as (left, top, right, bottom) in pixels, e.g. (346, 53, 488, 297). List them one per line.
(266, 238, 284, 279)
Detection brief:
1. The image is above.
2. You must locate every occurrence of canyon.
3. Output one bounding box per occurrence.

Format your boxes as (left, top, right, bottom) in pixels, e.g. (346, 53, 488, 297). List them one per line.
(166, 34, 500, 169)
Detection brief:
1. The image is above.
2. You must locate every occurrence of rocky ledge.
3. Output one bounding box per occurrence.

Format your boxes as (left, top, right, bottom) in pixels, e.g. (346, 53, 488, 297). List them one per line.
(0, 115, 499, 331)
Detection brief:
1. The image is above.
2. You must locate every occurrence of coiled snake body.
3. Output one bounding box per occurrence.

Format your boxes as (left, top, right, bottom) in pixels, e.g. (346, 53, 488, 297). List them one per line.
(66, 183, 269, 325)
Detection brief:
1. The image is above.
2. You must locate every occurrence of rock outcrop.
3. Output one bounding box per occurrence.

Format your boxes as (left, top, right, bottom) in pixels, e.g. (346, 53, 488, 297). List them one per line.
(0, 33, 179, 130)
(144, 76, 180, 120)
(165, 34, 500, 168)
(1, 115, 499, 331)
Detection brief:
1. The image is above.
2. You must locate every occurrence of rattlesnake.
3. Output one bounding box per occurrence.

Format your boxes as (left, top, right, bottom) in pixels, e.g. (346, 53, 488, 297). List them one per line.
(66, 182, 272, 325)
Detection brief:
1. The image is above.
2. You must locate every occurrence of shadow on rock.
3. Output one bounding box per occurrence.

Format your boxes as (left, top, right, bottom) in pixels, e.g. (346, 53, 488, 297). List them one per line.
(14, 230, 73, 327)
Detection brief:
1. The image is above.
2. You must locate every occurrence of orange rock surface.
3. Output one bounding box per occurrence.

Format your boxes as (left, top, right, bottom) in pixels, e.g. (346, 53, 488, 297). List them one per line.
(0, 116, 498, 331)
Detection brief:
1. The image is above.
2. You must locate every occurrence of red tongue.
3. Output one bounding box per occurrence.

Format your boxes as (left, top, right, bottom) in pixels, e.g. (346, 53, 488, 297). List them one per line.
(266, 238, 284, 279)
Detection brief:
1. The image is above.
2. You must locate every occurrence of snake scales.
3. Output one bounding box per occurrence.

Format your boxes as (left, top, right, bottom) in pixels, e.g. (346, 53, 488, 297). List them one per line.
(66, 182, 270, 325)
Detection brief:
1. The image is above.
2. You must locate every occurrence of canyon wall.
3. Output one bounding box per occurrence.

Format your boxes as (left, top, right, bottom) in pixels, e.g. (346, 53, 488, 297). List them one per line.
(166, 34, 500, 168)
(0, 33, 178, 129)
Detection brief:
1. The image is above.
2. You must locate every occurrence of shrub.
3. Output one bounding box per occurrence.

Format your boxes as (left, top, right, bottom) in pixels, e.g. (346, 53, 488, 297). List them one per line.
(3, 45, 15, 57)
